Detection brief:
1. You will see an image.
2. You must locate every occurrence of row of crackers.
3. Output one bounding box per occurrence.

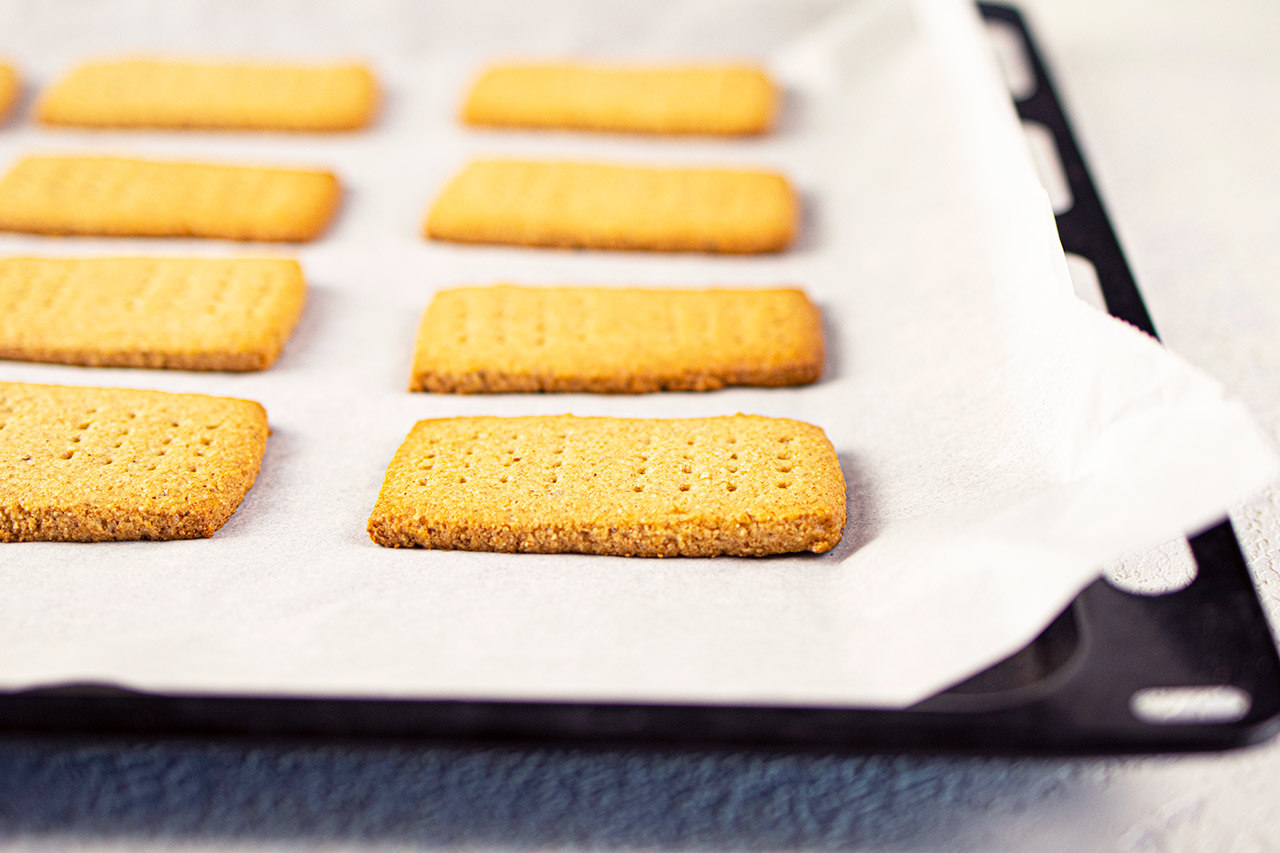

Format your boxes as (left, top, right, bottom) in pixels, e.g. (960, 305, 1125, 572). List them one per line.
(0, 58, 774, 134)
(0, 58, 792, 248)
(0, 58, 844, 557)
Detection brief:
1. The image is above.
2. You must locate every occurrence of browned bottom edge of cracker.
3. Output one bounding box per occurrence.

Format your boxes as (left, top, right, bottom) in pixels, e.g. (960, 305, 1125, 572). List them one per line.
(367, 414, 845, 557)
(0, 381, 269, 542)
(409, 285, 824, 393)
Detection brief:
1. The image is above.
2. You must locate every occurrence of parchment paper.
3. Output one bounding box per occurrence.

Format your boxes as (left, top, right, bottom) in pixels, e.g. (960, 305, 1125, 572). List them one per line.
(0, 0, 1273, 708)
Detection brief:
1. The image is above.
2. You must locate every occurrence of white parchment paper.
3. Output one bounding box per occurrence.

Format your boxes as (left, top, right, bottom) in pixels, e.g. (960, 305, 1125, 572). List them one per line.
(0, 0, 1273, 708)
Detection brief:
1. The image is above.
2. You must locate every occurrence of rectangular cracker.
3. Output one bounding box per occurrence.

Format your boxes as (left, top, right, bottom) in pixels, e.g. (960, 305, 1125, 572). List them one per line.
(367, 414, 845, 557)
(424, 159, 796, 253)
(0, 63, 17, 123)
(0, 382, 268, 542)
(462, 63, 776, 136)
(37, 59, 378, 131)
(0, 155, 340, 242)
(0, 257, 306, 371)
(411, 285, 824, 393)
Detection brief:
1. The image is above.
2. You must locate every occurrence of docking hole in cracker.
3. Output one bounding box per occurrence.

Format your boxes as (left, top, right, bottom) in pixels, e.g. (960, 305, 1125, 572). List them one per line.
(0, 382, 268, 542)
(367, 414, 846, 557)
(411, 284, 824, 393)
(0, 257, 306, 371)
(424, 159, 797, 253)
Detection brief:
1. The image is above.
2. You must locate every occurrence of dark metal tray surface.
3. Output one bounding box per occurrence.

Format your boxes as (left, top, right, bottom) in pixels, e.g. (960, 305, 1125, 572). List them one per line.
(3, 3, 1277, 755)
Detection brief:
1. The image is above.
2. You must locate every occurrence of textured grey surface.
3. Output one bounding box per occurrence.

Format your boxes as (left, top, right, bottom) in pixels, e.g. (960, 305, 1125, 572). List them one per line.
(0, 740, 1123, 850)
(1, 738, 1277, 850)
(3, 0, 1280, 849)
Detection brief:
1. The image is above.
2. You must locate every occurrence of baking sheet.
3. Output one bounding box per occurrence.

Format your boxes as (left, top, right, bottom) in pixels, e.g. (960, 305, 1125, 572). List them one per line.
(0, 0, 1274, 708)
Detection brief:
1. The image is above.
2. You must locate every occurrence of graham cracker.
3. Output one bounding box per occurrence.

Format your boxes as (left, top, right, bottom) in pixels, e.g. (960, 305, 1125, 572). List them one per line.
(0, 155, 341, 242)
(37, 58, 378, 131)
(410, 285, 824, 393)
(0, 257, 306, 371)
(367, 414, 845, 557)
(462, 63, 776, 135)
(0, 381, 268, 542)
(424, 159, 796, 253)
(0, 63, 17, 123)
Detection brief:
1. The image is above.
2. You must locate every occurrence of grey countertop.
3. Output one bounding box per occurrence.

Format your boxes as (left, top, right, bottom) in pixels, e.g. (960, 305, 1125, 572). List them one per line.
(3, 0, 1280, 849)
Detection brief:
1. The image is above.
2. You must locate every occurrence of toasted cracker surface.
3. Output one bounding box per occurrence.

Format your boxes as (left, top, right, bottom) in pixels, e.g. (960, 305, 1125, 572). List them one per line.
(0, 257, 305, 371)
(368, 414, 845, 557)
(38, 59, 377, 130)
(0, 64, 18, 123)
(463, 63, 776, 135)
(0, 155, 340, 242)
(0, 382, 268, 542)
(411, 285, 824, 393)
(424, 159, 796, 253)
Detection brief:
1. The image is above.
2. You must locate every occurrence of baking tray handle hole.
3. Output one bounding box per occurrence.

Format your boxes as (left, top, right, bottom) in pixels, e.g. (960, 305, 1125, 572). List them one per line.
(1022, 120, 1073, 214)
(984, 18, 1036, 102)
(1064, 252, 1106, 312)
(1130, 685, 1252, 725)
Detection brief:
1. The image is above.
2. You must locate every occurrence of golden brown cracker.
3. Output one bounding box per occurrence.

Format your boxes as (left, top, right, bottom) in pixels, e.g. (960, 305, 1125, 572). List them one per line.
(424, 159, 796, 253)
(0, 381, 268, 542)
(462, 63, 776, 135)
(0, 257, 306, 371)
(367, 414, 845, 557)
(0, 63, 18, 123)
(0, 155, 341, 242)
(411, 285, 824, 393)
(38, 58, 378, 130)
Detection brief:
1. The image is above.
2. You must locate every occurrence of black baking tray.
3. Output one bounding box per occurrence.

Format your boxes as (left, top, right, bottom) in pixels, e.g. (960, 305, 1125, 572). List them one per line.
(2, 3, 1277, 755)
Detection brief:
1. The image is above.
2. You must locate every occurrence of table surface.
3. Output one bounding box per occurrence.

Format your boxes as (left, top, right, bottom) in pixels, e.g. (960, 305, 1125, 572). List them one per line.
(3, 0, 1279, 850)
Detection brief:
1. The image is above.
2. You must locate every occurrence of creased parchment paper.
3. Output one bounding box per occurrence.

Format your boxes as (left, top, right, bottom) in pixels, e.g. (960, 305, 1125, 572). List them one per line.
(0, 0, 1273, 708)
